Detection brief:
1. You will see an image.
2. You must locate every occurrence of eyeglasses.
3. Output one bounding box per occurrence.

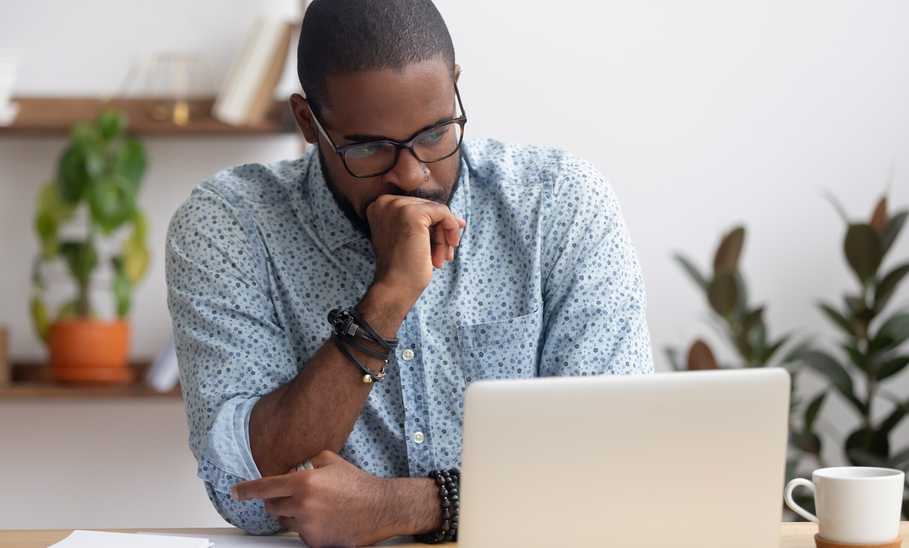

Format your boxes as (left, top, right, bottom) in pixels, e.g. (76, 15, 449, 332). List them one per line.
(308, 84, 468, 179)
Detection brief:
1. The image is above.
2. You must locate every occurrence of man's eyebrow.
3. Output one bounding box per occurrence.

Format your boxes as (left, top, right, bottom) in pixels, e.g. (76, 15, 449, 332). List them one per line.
(342, 115, 454, 143)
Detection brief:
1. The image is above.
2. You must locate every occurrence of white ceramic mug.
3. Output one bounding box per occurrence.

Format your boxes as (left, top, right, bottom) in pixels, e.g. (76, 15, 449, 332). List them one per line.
(784, 466, 905, 544)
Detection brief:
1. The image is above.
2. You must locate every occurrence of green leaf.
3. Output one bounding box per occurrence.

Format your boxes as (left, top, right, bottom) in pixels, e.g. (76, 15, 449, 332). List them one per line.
(98, 109, 126, 140)
(844, 294, 867, 317)
(86, 174, 136, 233)
(33, 181, 75, 258)
(790, 430, 821, 454)
(879, 399, 907, 436)
(882, 210, 907, 257)
(801, 350, 865, 414)
(83, 142, 105, 179)
(841, 343, 870, 373)
(59, 240, 98, 289)
(713, 226, 745, 275)
(29, 295, 50, 343)
(131, 209, 148, 240)
(115, 137, 146, 190)
(734, 272, 750, 315)
(876, 355, 909, 382)
(844, 224, 883, 284)
(122, 219, 150, 284)
(818, 302, 855, 338)
(69, 120, 99, 146)
(874, 262, 909, 313)
(57, 145, 90, 203)
(763, 333, 791, 363)
(111, 256, 133, 318)
(845, 427, 890, 466)
(803, 392, 827, 431)
(779, 337, 814, 365)
(870, 312, 909, 354)
(708, 272, 738, 317)
(848, 447, 891, 467)
(673, 254, 708, 291)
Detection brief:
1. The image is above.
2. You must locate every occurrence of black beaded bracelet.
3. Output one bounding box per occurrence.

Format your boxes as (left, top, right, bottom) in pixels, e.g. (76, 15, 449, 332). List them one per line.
(416, 468, 460, 544)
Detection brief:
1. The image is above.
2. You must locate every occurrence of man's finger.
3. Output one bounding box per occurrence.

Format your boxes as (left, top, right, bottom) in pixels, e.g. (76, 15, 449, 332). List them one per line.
(309, 449, 342, 468)
(415, 202, 463, 235)
(278, 516, 300, 533)
(231, 474, 298, 501)
(264, 496, 297, 517)
(432, 224, 448, 268)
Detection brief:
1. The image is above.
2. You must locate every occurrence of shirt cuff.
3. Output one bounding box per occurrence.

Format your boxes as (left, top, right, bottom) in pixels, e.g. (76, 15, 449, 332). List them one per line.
(199, 394, 264, 491)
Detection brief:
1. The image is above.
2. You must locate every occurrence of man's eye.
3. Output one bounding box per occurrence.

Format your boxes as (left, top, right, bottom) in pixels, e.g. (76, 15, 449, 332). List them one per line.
(418, 127, 447, 145)
(346, 143, 385, 159)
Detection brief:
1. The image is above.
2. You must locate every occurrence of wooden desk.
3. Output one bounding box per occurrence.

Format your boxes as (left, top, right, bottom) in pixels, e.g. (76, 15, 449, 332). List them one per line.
(2, 523, 907, 547)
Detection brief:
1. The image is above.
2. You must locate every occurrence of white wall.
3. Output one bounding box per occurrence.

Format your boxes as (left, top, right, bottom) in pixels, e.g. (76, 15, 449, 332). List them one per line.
(1, 0, 908, 528)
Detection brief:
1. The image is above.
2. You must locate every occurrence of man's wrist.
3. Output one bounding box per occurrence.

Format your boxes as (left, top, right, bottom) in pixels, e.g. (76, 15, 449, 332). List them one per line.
(380, 477, 442, 538)
(357, 282, 415, 339)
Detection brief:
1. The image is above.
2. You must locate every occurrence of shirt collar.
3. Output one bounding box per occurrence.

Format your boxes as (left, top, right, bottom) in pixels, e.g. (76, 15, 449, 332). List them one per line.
(299, 145, 472, 253)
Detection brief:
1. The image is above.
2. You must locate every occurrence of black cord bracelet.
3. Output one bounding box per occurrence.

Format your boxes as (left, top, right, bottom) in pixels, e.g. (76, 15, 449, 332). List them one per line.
(328, 308, 399, 384)
(332, 335, 386, 384)
(416, 468, 460, 544)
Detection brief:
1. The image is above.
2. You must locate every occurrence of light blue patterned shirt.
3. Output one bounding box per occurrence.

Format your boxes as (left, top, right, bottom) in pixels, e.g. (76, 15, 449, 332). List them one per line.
(166, 138, 654, 534)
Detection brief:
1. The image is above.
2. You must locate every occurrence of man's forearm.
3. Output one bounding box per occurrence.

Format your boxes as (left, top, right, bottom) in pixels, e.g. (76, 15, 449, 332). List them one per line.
(249, 284, 411, 477)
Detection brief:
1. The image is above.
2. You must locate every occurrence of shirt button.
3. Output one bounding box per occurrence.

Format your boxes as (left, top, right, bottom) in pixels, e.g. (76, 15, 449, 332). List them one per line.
(402, 348, 415, 361)
(413, 431, 425, 444)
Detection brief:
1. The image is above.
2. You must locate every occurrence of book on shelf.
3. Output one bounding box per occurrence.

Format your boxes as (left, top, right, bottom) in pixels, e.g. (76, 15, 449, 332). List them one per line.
(213, 17, 296, 126)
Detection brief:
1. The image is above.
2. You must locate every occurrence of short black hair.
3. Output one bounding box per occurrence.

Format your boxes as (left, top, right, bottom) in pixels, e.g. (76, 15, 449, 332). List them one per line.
(297, 0, 455, 111)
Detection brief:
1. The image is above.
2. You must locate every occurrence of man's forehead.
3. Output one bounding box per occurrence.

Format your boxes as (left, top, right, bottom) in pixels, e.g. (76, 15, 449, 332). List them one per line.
(320, 58, 455, 141)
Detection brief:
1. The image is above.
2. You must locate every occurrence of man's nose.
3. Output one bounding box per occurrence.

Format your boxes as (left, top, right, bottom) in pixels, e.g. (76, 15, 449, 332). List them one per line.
(383, 148, 427, 193)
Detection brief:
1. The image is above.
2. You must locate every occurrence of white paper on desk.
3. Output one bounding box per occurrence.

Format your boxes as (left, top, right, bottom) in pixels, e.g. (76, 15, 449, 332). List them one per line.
(49, 530, 211, 548)
(140, 531, 413, 546)
(140, 531, 301, 547)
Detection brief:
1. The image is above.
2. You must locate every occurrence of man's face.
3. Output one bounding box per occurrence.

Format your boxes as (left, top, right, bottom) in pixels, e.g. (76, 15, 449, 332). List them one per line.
(290, 57, 462, 224)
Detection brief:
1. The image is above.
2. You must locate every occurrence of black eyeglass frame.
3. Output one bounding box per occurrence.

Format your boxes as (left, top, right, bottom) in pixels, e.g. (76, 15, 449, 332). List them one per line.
(307, 84, 468, 179)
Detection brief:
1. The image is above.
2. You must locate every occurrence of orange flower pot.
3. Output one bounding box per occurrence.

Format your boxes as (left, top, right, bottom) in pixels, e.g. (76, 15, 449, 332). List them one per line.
(49, 319, 132, 384)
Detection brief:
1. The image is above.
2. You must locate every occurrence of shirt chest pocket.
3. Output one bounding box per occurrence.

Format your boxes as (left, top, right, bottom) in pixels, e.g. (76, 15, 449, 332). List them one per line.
(457, 306, 543, 383)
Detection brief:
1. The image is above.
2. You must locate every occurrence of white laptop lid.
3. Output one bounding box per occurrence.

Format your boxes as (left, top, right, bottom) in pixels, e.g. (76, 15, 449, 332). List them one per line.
(458, 368, 790, 548)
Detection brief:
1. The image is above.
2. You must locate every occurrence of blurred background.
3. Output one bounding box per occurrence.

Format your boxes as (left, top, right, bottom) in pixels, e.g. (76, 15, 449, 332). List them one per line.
(1, 0, 908, 530)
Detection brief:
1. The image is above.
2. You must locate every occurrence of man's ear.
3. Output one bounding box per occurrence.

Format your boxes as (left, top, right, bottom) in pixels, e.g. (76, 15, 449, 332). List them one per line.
(454, 63, 462, 84)
(289, 93, 318, 144)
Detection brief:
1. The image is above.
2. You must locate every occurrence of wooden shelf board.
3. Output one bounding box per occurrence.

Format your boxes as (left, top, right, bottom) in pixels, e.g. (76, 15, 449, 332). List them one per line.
(0, 362, 181, 400)
(0, 96, 298, 137)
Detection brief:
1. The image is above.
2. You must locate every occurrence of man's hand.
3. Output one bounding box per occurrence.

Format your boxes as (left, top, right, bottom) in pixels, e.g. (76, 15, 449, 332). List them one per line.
(232, 450, 440, 547)
(366, 195, 466, 311)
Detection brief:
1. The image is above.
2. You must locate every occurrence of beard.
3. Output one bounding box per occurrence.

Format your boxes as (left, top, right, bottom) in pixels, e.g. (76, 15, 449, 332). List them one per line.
(318, 147, 461, 239)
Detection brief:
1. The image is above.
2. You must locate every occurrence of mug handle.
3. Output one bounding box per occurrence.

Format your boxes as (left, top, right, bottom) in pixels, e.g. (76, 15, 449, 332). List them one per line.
(784, 478, 818, 523)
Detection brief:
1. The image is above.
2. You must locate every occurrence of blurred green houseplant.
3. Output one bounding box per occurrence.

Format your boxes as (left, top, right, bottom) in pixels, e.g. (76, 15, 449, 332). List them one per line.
(30, 110, 149, 381)
(803, 193, 909, 515)
(666, 227, 823, 477)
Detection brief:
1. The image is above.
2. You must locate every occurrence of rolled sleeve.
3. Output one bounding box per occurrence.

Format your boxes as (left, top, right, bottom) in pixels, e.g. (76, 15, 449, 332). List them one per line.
(166, 183, 296, 534)
(539, 156, 654, 377)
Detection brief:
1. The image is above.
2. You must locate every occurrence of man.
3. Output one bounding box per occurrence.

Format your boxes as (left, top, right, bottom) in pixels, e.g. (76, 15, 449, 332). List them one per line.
(166, 0, 653, 545)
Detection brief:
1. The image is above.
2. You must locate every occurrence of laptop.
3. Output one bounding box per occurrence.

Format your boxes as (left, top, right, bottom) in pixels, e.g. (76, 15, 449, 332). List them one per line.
(458, 368, 790, 548)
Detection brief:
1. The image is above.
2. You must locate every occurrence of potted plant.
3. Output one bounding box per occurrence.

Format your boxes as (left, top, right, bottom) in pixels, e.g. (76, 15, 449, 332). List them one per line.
(667, 226, 822, 503)
(30, 110, 150, 383)
(802, 192, 909, 517)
